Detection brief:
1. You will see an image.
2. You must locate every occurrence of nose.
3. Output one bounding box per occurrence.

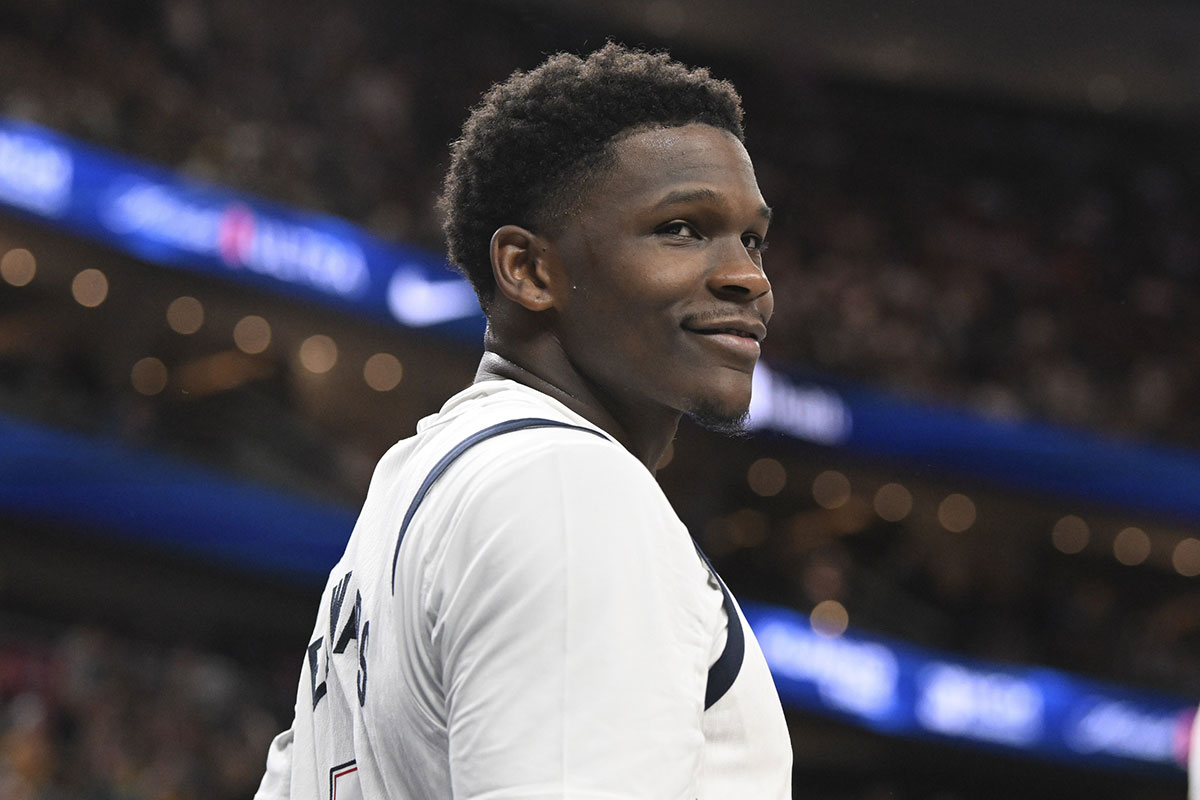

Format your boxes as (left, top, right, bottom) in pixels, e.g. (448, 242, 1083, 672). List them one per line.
(707, 239, 772, 305)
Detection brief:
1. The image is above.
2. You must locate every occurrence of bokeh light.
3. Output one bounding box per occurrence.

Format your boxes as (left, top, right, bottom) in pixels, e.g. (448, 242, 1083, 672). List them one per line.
(363, 352, 403, 391)
(71, 268, 108, 307)
(1051, 515, 1090, 554)
(299, 334, 338, 374)
(728, 508, 769, 549)
(130, 357, 168, 396)
(810, 600, 849, 638)
(1113, 527, 1151, 566)
(812, 470, 851, 509)
(166, 296, 204, 334)
(233, 315, 271, 354)
(937, 493, 976, 533)
(0, 248, 36, 286)
(747, 457, 786, 497)
(1172, 538, 1200, 577)
(873, 482, 913, 522)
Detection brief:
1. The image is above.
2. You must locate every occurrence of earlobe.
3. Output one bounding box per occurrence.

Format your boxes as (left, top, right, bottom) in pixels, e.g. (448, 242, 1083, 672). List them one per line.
(490, 225, 557, 312)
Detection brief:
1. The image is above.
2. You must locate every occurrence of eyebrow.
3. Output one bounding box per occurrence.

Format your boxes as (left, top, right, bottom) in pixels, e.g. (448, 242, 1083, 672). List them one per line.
(653, 187, 773, 222)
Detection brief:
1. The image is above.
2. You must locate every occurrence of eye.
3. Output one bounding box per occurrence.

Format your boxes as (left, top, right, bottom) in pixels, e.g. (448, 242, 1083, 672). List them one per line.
(658, 221, 700, 239)
(742, 233, 769, 253)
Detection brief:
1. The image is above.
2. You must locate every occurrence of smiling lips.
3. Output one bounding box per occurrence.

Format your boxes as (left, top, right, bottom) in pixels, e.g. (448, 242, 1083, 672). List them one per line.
(682, 318, 766, 361)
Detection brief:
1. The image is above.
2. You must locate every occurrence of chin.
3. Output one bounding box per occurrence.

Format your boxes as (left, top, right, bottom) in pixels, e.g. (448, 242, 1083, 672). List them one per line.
(684, 390, 752, 436)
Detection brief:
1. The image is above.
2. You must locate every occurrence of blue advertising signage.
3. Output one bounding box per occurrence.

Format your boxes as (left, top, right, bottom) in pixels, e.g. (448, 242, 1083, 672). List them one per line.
(0, 116, 486, 336)
(746, 361, 1200, 524)
(743, 603, 1195, 775)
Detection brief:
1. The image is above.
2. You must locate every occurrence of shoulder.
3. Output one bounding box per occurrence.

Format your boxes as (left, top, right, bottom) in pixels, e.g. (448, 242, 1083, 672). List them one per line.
(449, 423, 671, 527)
(389, 389, 705, 608)
(419, 420, 719, 677)
(421, 421, 699, 597)
(399, 379, 649, 493)
(369, 380, 633, 513)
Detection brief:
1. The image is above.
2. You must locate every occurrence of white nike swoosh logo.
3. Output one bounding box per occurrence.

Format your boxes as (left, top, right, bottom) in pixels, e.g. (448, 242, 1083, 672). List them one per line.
(387, 268, 482, 326)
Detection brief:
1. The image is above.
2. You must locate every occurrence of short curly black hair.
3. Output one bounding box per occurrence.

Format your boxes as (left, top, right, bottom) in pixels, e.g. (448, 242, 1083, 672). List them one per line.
(439, 42, 745, 312)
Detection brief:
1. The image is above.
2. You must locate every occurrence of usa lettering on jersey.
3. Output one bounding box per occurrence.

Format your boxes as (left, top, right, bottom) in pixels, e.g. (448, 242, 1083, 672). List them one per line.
(307, 570, 371, 711)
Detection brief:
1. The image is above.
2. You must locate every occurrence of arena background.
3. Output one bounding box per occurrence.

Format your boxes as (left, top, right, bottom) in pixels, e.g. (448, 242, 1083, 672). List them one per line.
(1, 1, 1199, 797)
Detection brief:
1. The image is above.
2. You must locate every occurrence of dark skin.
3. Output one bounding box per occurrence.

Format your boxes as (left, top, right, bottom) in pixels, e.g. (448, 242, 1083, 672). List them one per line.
(475, 123, 773, 471)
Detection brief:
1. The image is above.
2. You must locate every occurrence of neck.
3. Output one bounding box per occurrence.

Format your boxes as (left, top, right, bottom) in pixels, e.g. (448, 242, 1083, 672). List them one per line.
(474, 348, 678, 471)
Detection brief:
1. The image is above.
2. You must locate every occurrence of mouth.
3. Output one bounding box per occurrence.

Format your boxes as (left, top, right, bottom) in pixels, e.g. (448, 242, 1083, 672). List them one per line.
(681, 317, 766, 363)
(681, 318, 767, 342)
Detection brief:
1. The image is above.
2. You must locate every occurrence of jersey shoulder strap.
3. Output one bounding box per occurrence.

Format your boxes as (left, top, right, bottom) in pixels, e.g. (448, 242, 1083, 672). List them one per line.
(388, 415, 743, 710)
(389, 417, 605, 593)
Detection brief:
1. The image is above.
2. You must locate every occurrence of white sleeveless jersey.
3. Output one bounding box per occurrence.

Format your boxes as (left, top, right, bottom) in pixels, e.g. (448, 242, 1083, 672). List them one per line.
(255, 380, 792, 799)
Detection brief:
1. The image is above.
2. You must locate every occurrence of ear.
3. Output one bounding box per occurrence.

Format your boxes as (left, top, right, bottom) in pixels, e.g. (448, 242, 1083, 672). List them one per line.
(489, 225, 558, 312)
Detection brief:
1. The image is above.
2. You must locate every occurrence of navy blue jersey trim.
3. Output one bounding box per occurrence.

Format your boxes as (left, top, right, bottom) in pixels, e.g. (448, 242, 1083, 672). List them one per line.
(390, 417, 605, 593)
(692, 541, 745, 710)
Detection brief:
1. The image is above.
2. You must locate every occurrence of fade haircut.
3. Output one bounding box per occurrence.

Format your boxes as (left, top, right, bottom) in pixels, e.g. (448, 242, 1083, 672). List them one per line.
(439, 42, 745, 312)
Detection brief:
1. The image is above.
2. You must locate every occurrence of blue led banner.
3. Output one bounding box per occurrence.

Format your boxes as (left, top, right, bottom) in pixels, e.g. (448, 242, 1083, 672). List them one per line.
(0, 414, 354, 578)
(0, 116, 484, 335)
(746, 362, 1200, 525)
(743, 602, 1196, 775)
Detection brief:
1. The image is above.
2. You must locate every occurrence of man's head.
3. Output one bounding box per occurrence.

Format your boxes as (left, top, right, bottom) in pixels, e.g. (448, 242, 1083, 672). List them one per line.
(440, 43, 745, 313)
(445, 45, 771, 440)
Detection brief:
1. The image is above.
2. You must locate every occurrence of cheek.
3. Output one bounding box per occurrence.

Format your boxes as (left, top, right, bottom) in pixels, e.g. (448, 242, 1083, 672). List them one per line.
(559, 242, 700, 353)
(603, 254, 696, 309)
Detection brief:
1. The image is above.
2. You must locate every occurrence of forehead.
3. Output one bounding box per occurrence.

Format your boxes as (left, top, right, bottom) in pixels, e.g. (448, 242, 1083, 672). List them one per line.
(586, 123, 763, 211)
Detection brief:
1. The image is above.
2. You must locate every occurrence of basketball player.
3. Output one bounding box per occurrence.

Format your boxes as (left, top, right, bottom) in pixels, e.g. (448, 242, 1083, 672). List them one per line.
(255, 43, 792, 798)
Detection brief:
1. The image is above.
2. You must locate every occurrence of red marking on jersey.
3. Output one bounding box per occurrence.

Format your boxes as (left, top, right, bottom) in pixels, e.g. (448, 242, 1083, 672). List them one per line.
(332, 764, 358, 799)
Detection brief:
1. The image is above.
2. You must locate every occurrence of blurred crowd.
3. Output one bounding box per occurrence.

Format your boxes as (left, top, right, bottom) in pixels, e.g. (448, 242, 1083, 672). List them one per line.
(1, 0, 1197, 450)
(0, 621, 287, 800)
(758, 92, 1200, 449)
